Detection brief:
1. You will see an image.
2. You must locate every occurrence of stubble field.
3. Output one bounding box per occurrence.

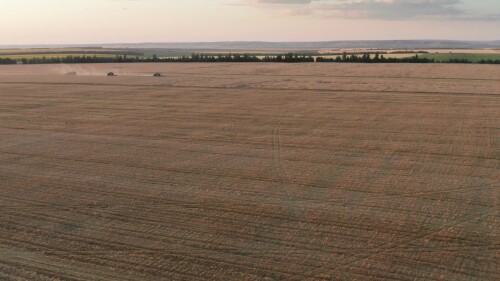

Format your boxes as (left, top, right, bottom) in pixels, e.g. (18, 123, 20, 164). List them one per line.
(0, 63, 499, 280)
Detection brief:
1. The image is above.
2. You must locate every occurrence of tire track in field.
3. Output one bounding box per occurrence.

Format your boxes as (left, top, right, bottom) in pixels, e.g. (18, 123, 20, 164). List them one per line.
(0, 241, 212, 281)
(40, 136, 500, 171)
(1, 212, 492, 280)
(296, 99, 499, 277)
(2, 203, 350, 279)
(339, 206, 495, 273)
(162, 71, 500, 82)
(5, 71, 500, 82)
(2, 126, 496, 165)
(2, 153, 495, 202)
(335, 103, 497, 272)
(1, 81, 499, 97)
(3, 154, 494, 207)
(0, 170, 364, 278)
(0, 180, 355, 262)
(3, 141, 496, 205)
(1, 162, 494, 241)
(271, 107, 347, 281)
(3, 181, 493, 250)
(0, 171, 356, 278)
(1, 157, 494, 221)
(0, 210, 329, 280)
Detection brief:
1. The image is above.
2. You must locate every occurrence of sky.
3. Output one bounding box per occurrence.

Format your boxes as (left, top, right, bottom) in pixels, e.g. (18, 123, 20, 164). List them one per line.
(1, 0, 499, 44)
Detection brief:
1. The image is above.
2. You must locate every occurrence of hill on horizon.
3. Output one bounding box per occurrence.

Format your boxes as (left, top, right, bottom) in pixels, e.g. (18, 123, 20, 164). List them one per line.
(2, 40, 500, 50)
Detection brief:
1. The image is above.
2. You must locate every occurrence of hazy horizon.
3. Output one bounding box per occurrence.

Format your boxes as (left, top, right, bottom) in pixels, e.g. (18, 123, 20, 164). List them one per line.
(2, 39, 500, 46)
(2, 0, 500, 45)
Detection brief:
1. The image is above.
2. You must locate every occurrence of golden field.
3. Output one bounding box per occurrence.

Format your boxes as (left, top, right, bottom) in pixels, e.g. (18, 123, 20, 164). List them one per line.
(0, 63, 498, 280)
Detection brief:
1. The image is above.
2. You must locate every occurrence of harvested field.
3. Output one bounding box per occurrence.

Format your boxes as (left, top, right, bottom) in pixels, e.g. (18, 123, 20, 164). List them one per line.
(0, 63, 499, 281)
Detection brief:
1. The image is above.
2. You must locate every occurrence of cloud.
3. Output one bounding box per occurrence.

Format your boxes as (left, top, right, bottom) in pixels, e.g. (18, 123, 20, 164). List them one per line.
(249, 0, 315, 4)
(244, 0, 500, 21)
(321, 0, 464, 20)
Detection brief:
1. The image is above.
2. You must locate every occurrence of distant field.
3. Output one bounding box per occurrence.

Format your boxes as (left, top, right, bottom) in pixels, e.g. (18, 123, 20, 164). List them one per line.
(0, 48, 111, 54)
(315, 53, 500, 62)
(0, 48, 143, 59)
(0, 53, 120, 59)
(419, 53, 500, 62)
(147, 51, 317, 58)
(424, 49, 500, 54)
(319, 48, 500, 55)
(2, 47, 500, 63)
(314, 53, 416, 60)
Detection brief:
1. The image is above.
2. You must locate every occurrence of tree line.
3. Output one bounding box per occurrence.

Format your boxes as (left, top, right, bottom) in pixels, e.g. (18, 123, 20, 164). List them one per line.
(0, 58, 17, 65)
(317, 53, 435, 63)
(0, 53, 314, 65)
(316, 52, 500, 64)
(1, 52, 499, 65)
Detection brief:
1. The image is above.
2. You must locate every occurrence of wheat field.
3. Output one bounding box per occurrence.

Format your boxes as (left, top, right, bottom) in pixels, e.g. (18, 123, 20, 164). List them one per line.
(0, 63, 498, 280)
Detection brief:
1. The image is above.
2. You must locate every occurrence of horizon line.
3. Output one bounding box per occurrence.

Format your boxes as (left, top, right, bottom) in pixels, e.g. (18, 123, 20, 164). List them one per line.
(2, 39, 500, 46)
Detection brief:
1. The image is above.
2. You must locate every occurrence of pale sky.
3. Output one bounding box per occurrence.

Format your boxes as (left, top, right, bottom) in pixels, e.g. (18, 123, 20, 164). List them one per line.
(1, 0, 499, 44)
